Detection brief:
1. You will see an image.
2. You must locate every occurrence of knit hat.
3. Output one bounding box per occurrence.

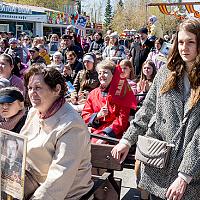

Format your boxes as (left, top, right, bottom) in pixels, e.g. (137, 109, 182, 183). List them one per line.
(83, 54, 94, 63)
(0, 87, 24, 103)
(109, 31, 119, 39)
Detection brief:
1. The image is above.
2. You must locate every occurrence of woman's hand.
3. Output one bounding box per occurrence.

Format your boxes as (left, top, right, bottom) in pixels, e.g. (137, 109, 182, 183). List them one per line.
(166, 177, 187, 200)
(97, 106, 109, 119)
(71, 96, 78, 105)
(143, 80, 150, 92)
(111, 143, 130, 163)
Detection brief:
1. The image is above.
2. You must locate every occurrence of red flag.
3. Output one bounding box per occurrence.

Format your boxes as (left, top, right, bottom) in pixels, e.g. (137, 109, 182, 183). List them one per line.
(108, 65, 137, 110)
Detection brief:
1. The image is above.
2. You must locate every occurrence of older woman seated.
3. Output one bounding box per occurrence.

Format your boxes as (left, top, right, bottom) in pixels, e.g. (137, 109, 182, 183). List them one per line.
(82, 60, 130, 144)
(20, 64, 93, 200)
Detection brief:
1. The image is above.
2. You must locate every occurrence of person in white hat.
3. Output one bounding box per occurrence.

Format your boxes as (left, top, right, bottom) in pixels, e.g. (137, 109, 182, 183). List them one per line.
(148, 15, 163, 40)
(71, 53, 99, 107)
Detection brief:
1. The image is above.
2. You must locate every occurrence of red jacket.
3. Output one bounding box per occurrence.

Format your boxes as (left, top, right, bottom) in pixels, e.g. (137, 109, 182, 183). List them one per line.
(82, 87, 130, 141)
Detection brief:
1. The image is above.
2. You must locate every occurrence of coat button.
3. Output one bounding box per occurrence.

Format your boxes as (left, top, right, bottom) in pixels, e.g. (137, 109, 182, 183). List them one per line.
(162, 119, 166, 124)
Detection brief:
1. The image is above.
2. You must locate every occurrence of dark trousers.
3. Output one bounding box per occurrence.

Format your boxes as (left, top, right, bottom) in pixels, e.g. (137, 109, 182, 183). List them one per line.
(149, 194, 164, 200)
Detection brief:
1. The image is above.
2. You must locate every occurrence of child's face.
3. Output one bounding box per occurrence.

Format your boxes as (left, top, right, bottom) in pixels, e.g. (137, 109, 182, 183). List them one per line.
(143, 64, 153, 77)
(63, 66, 72, 76)
(0, 100, 22, 119)
(121, 65, 131, 79)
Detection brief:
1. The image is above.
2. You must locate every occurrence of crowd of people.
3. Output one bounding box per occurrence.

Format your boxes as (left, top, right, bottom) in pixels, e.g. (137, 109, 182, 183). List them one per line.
(0, 16, 199, 200)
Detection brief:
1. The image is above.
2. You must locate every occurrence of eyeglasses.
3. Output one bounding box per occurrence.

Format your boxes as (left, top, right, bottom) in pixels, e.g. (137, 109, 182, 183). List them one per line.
(24, 38, 29, 41)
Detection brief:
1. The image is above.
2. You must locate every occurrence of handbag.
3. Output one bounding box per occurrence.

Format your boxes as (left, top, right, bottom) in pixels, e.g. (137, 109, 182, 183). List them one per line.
(135, 109, 193, 169)
(135, 135, 174, 169)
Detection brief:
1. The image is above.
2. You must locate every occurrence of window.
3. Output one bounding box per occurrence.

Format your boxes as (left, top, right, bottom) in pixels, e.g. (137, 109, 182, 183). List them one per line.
(0, 24, 9, 32)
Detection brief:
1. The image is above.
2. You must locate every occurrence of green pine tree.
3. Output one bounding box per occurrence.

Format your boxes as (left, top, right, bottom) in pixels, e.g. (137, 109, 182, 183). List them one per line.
(104, 0, 112, 30)
(118, 0, 124, 8)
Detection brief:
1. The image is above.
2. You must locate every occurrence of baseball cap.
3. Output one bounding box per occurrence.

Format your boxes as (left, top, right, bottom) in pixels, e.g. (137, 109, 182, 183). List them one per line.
(9, 38, 18, 44)
(61, 34, 72, 40)
(0, 87, 24, 103)
(29, 47, 39, 52)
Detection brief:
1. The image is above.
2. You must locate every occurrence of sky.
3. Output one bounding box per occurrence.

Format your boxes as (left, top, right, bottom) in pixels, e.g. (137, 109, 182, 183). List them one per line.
(81, 0, 200, 22)
(81, 0, 116, 22)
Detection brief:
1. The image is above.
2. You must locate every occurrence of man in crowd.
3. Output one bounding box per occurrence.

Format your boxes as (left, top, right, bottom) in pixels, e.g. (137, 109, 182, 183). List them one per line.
(29, 47, 46, 65)
(61, 34, 83, 63)
(130, 28, 154, 76)
(88, 32, 104, 54)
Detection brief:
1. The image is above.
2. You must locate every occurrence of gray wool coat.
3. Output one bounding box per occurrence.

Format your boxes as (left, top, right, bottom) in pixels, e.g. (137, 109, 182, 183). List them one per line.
(123, 66, 200, 199)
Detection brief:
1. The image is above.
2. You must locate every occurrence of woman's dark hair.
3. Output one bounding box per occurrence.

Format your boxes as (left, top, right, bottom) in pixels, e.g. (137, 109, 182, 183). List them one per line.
(1, 38, 9, 49)
(24, 64, 67, 97)
(161, 18, 200, 108)
(155, 37, 164, 47)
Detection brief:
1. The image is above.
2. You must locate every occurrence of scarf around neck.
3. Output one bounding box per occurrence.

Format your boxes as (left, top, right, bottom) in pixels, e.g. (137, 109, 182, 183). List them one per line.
(39, 97, 65, 119)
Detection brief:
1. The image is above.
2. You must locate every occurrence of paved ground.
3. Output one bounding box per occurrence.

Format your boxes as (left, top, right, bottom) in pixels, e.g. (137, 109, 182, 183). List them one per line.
(115, 168, 141, 200)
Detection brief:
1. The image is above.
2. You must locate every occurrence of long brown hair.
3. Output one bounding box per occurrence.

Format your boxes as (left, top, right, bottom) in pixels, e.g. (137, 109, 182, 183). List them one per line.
(120, 59, 135, 80)
(160, 19, 200, 108)
(140, 60, 157, 83)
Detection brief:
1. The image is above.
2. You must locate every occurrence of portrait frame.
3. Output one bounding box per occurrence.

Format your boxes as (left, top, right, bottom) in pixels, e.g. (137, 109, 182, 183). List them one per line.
(0, 128, 27, 199)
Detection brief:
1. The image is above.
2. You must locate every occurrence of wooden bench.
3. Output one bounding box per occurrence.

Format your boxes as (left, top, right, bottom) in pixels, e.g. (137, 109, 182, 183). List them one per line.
(81, 134, 136, 200)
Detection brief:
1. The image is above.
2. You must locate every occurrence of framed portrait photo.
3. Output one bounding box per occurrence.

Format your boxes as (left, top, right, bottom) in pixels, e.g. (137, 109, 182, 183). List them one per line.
(0, 128, 27, 200)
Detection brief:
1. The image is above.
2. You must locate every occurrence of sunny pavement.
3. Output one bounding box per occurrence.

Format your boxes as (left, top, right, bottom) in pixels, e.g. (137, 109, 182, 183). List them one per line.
(114, 168, 141, 200)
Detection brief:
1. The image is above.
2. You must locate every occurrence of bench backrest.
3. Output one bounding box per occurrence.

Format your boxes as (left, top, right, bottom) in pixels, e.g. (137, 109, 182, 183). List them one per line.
(91, 143, 123, 171)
